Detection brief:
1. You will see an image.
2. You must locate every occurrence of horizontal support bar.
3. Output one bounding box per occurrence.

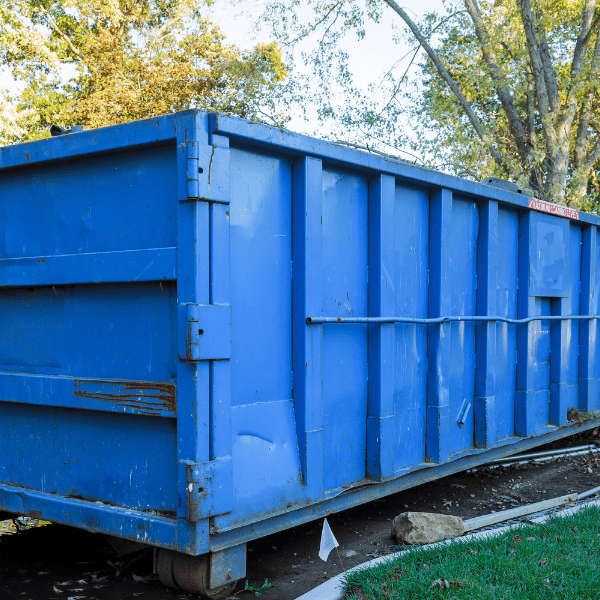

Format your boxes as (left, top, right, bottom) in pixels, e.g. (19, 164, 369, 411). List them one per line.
(0, 248, 177, 287)
(307, 314, 600, 325)
(0, 372, 176, 418)
(0, 483, 177, 550)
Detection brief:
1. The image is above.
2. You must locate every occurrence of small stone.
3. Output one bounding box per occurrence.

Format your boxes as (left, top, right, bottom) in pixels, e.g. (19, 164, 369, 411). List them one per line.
(391, 512, 465, 545)
(345, 550, 357, 557)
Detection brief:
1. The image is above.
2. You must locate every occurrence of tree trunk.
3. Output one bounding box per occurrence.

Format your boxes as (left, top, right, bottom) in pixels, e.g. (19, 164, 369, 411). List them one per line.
(544, 142, 570, 203)
(570, 165, 591, 206)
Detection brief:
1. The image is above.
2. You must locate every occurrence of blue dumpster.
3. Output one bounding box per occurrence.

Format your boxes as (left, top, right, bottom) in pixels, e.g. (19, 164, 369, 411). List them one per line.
(1, 110, 599, 596)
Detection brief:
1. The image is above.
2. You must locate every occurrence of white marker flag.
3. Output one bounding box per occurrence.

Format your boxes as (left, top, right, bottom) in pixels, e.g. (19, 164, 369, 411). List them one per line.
(318, 518, 339, 562)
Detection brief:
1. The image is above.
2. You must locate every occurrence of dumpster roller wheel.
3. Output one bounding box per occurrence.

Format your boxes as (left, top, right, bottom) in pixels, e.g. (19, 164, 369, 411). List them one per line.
(156, 549, 237, 598)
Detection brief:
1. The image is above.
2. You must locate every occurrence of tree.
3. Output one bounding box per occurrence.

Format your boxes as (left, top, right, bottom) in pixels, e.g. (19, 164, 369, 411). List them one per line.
(0, 0, 288, 145)
(264, 0, 600, 209)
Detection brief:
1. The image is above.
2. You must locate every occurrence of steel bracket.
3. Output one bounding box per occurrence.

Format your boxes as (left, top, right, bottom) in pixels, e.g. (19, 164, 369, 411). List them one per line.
(180, 303, 231, 362)
(209, 543, 247, 589)
(181, 456, 233, 522)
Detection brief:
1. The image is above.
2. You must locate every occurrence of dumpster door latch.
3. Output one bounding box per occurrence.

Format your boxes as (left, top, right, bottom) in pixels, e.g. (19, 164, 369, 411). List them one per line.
(182, 457, 233, 521)
(180, 304, 232, 362)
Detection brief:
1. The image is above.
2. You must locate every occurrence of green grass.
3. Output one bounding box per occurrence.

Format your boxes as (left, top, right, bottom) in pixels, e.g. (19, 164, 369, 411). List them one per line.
(344, 506, 600, 600)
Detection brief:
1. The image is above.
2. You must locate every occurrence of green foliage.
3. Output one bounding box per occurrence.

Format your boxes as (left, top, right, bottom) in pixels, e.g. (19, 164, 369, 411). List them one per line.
(407, 0, 600, 207)
(344, 505, 600, 599)
(567, 407, 598, 422)
(0, 0, 289, 145)
(242, 578, 272, 595)
(263, 0, 600, 208)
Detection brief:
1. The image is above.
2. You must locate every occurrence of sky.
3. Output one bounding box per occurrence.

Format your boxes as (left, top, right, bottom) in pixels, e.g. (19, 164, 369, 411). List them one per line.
(0, 0, 445, 140)
(206, 0, 445, 137)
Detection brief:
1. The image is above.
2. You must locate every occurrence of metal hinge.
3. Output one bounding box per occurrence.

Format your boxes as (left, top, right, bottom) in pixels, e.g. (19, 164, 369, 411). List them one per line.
(181, 457, 232, 522)
(179, 303, 232, 362)
(185, 140, 201, 199)
(183, 135, 230, 204)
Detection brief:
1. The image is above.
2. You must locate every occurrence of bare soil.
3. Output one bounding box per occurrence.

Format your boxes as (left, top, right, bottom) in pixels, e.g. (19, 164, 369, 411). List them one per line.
(1, 432, 599, 600)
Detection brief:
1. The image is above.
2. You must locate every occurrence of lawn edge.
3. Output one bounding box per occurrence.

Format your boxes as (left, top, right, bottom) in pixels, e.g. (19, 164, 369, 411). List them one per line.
(292, 498, 600, 600)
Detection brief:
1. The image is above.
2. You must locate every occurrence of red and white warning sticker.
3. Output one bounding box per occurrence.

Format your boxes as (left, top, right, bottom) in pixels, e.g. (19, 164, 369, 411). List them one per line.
(528, 198, 580, 220)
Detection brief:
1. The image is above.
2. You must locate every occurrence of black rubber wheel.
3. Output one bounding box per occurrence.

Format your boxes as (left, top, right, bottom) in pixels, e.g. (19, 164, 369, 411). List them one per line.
(156, 549, 237, 598)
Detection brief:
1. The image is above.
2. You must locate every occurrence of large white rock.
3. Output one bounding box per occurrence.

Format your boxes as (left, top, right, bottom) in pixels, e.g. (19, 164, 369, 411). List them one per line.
(391, 512, 465, 544)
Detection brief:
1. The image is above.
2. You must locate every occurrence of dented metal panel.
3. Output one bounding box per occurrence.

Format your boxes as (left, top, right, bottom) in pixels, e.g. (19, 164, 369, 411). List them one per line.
(1, 109, 600, 566)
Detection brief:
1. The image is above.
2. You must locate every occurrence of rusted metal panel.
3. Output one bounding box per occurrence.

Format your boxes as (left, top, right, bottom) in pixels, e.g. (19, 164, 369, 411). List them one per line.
(0, 373, 176, 418)
(73, 379, 176, 416)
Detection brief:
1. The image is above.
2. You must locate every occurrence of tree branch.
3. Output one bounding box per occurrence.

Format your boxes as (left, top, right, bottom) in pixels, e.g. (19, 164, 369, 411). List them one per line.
(524, 75, 543, 192)
(536, 15, 560, 112)
(590, 119, 600, 134)
(584, 135, 600, 171)
(526, 75, 536, 146)
(374, 10, 467, 107)
(574, 31, 600, 168)
(519, 0, 554, 151)
(463, 0, 529, 160)
(383, 0, 508, 170)
(38, 6, 84, 61)
(563, 0, 598, 125)
(279, 1, 345, 48)
(571, 0, 598, 79)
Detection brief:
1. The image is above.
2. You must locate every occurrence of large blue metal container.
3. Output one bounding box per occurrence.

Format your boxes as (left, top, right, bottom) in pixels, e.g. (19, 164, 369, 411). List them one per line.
(1, 110, 599, 594)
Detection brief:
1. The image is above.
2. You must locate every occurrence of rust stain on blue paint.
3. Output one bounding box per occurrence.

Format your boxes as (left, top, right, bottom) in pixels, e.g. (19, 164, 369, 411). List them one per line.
(73, 380, 176, 416)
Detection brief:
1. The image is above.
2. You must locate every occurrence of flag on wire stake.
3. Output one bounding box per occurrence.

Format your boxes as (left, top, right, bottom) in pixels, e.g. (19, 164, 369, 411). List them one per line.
(319, 518, 346, 571)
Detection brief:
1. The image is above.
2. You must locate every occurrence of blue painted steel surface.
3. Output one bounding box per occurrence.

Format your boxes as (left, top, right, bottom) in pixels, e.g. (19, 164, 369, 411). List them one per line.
(1, 109, 600, 559)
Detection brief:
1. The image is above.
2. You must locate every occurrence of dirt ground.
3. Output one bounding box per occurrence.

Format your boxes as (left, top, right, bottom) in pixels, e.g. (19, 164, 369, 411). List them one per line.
(1, 431, 599, 600)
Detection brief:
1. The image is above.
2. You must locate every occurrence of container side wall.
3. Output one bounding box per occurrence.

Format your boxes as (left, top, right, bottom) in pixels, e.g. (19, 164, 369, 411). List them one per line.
(393, 183, 428, 470)
(594, 228, 600, 392)
(0, 145, 177, 259)
(321, 168, 368, 491)
(0, 141, 179, 516)
(448, 197, 479, 455)
(495, 208, 519, 441)
(228, 148, 292, 408)
(0, 404, 177, 511)
(0, 282, 175, 380)
(221, 146, 302, 525)
(532, 297, 552, 429)
(567, 225, 582, 391)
